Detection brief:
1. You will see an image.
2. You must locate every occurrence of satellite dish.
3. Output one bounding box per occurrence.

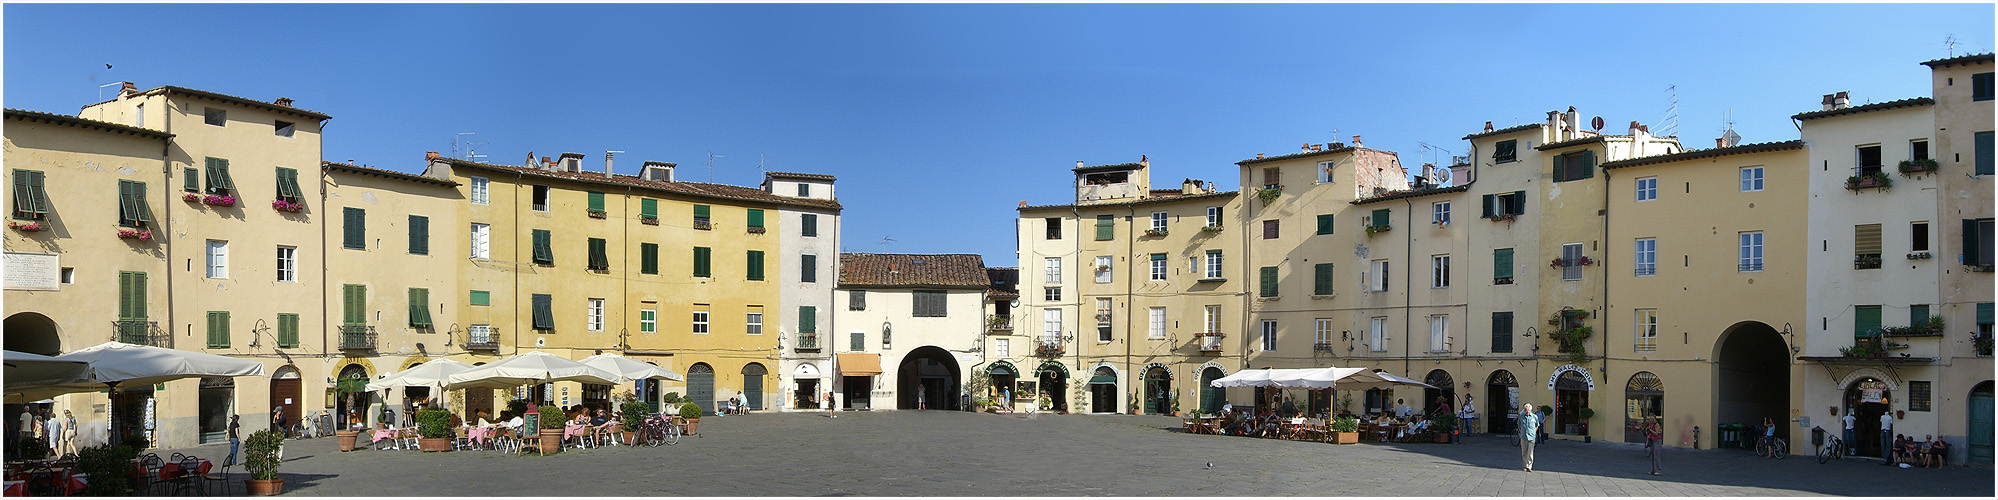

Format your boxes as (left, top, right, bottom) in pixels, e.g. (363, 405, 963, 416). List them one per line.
(1590, 116, 1605, 131)
(1009, 299, 1021, 308)
(1434, 167, 1452, 185)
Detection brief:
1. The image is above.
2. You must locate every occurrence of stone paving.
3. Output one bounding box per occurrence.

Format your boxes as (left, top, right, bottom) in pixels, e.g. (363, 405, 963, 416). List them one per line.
(152, 410, 1994, 496)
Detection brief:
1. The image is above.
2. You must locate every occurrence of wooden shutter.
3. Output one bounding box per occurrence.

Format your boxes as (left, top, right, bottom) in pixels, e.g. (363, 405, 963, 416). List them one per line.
(409, 215, 430, 255)
(1370, 209, 1389, 228)
(343, 284, 366, 325)
(1259, 266, 1279, 297)
(851, 290, 866, 311)
(640, 243, 659, 274)
(12, 170, 29, 214)
(118, 180, 134, 224)
(532, 294, 554, 330)
(588, 192, 604, 212)
(1264, 220, 1279, 239)
(1263, 168, 1280, 186)
(694, 247, 712, 277)
(1855, 224, 1882, 255)
(183, 167, 199, 192)
(1552, 153, 1566, 181)
(1096, 215, 1113, 240)
(588, 238, 609, 270)
(799, 306, 816, 334)
(276, 167, 304, 201)
(1494, 248, 1514, 279)
(1966, 219, 1983, 266)
(532, 229, 553, 264)
(1578, 151, 1596, 179)
(1491, 312, 1513, 353)
(408, 288, 432, 327)
(119, 272, 142, 320)
(802, 214, 818, 237)
(1978, 302, 1993, 325)
(1910, 305, 1929, 326)
(278, 313, 299, 348)
(1494, 141, 1515, 162)
(1317, 214, 1334, 235)
(1977, 131, 1994, 175)
(802, 254, 817, 282)
(469, 290, 490, 306)
(640, 199, 657, 219)
(343, 208, 365, 249)
(1481, 194, 1496, 218)
(1313, 263, 1334, 295)
(131, 181, 152, 224)
(1855, 306, 1881, 338)
(1511, 191, 1526, 215)
(748, 209, 764, 228)
(15, 170, 48, 216)
(747, 250, 765, 280)
(207, 311, 230, 348)
(694, 204, 710, 219)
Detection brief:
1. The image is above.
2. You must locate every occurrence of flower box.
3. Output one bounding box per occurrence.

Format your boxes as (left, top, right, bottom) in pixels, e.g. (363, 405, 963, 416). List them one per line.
(1907, 252, 1931, 260)
(1550, 256, 1595, 268)
(1364, 225, 1391, 236)
(1853, 255, 1882, 269)
(587, 210, 607, 219)
(117, 228, 153, 242)
(1143, 229, 1169, 237)
(1898, 159, 1939, 176)
(183, 193, 202, 203)
(9, 221, 48, 232)
(747, 226, 766, 234)
(1487, 214, 1516, 223)
(1845, 173, 1892, 191)
(640, 216, 659, 226)
(271, 200, 305, 213)
(1200, 225, 1224, 233)
(203, 194, 239, 207)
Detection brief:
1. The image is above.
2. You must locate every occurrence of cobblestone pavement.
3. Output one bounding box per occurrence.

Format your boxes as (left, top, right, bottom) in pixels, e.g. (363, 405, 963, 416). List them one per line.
(153, 411, 1993, 496)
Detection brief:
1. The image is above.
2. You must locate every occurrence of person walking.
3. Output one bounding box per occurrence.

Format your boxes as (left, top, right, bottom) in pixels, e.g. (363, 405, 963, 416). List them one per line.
(1879, 411, 1895, 464)
(824, 391, 837, 419)
(60, 410, 77, 456)
(1642, 416, 1664, 475)
(43, 412, 61, 456)
(1518, 403, 1541, 472)
(1841, 409, 1857, 456)
(1001, 386, 1013, 414)
(916, 384, 927, 410)
(16, 408, 33, 458)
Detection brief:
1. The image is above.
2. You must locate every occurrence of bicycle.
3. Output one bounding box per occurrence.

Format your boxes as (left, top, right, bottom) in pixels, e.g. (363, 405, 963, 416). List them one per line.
(1818, 434, 1845, 464)
(1757, 435, 1789, 459)
(640, 412, 680, 447)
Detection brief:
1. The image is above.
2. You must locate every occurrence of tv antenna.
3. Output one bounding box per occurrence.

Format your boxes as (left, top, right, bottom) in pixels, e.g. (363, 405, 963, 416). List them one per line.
(1659, 84, 1680, 139)
(758, 153, 772, 174)
(1945, 34, 1959, 57)
(453, 132, 488, 161)
(705, 151, 724, 183)
(877, 236, 896, 251)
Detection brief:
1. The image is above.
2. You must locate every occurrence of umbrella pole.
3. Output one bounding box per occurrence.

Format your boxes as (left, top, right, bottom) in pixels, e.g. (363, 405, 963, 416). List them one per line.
(105, 382, 120, 447)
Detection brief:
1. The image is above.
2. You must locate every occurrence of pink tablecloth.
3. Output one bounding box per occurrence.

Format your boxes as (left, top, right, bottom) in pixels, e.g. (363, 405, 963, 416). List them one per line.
(563, 424, 587, 440)
(3, 480, 25, 497)
(371, 429, 398, 443)
(468, 427, 493, 444)
(158, 460, 210, 481)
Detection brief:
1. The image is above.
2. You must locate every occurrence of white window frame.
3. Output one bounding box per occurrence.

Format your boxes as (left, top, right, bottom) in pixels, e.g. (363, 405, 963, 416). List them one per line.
(470, 223, 491, 259)
(276, 245, 296, 283)
(1261, 320, 1278, 352)
(1189, 256, 1200, 275)
(1739, 231, 1764, 272)
(1044, 287, 1062, 302)
(1206, 250, 1223, 279)
(1635, 309, 1658, 352)
(206, 240, 228, 279)
(1432, 202, 1451, 225)
(1429, 315, 1449, 353)
(1148, 307, 1167, 339)
(1044, 257, 1062, 284)
(1206, 206, 1221, 227)
(746, 311, 763, 335)
(1043, 308, 1063, 341)
(1150, 255, 1167, 281)
(1150, 211, 1168, 232)
(1369, 259, 1389, 292)
(1369, 317, 1387, 352)
(1636, 176, 1658, 202)
(1562, 243, 1584, 281)
(692, 310, 710, 334)
(469, 176, 490, 205)
(995, 338, 1010, 357)
(1739, 166, 1764, 192)
(639, 309, 657, 334)
(1431, 255, 1450, 288)
(587, 298, 605, 332)
(1634, 238, 1657, 276)
(1315, 318, 1334, 348)
(1094, 256, 1112, 284)
(1096, 297, 1113, 342)
(135, 103, 145, 128)
(1204, 305, 1220, 334)
(469, 324, 493, 344)
(1317, 161, 1336, 184)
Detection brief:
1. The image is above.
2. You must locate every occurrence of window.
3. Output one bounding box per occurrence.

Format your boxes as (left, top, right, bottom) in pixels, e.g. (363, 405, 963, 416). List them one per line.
(692, 247, 712, 277)
(134, 103, 144, 128)
(1263, 220, 1279, 239)
(470, 223, 491, 259)
(914, 290, 948, 317)
(408, 215, 430, 255)
(1259, 266, 1279, 297)
(1856, 224, 1883, 268)
(798, 183, 811, 197)
(1910, 304, 1930, 327)
(469, 324, 494, 344)
(530, 293, 552, 330)
(693, 204, 712, 228)
(469, 176, 489, 205)
(801, 214, 818, 237)
(747, 209, 765, 230)
(1635, 177, 1658, 201)
(1910, 381, 1933, 412)
(532, 185, 550, 211)
(1368, 260, 1389, 292)
(275, 121, 295, 138)
(60, 268, 71, 284)
(530, 229, 553, 265)
(469, 290, 490, 306)
(801, 254, 817, 283)
(276, 313, 299, 348)
(409, 288, 433, 328)
(1189, 256, 1199, 275)
(1634, 238, 1656, 276)
(1150, 211, 1167, 233)
(342, 207, 366, 250)
(848, 289, 866, 311)
(1977, 131, 1993, 176)
(202, 158, 235, 196)
(1206, 207, 1221, 228)
(1974, 72, 1994, 101)
(1856, 145, 1883, 176)
(345, 285, 370, 326)
(1911, 139, 1931, 162)
(276, 246, 296, 282)
(1739, 232, 1764, 272)
(746, 250, 765, 281)
(1493, 248, 1514, 284)
(1912, 222, 1930, 252)
(1150, 253, 1167, 281)
(1096, 215, 1114, 240)
(1044, 257, 1062, 284)
(1965, 218, 1996, 268)
(995, 338, 1010, 357)
(1553, 150, 1595, 182)
(1482, 191, 1526, 218)
(1369, 317, 1387, 352)
(1493, 140, 1519, 163)
(1045, 217, 1062, 239)
(639, 309, 657, 334)
(1094, 256, 1112, 283)
(1262, 168, 1280, 189)
(118, 271, 148, 320)
(1313, 263, 1334, 295)
(1562, 243, 1584, 280)
(585, 298, 604, 332)
(1043, 308, 1063, 339)
(1204, 305, 1220, 334)
(206, 240, 228, 279)
(1635, 309, 1658, 352)
(1491, 312, 1514, 353)
(203, 108, 225, 126)
(1261, 320, 1278, 352)
(1317, 161, 1336, 183)
(1367, 208, 1390, 231)
(638, 199, 658, 223)
(796, 306, 815, 334)
(274, 167, 303, 204)
(1431, 255, 1450, 288)
(747, 309, 764, 335)
(1739, 167, 1764, 192)
(183, 167, 199, 192)
(206, 311, 230, 348)
(693, 308, 710, 334)
(1429, 315, 1448, 353)
(1315, 319, 1334, 349)
(13, 170, 52, 219)
(1044, 287, 1062, 302)
(1316, 214, 1334, 235)
(117, 180, 153, 227)
(1855, 305, 1882, 344)
(1148, 307, 1166, 339)
(1205, 250, 1223, 279)
(1432, 202, 1451, 225)
(640, 243, 659, 275)
(850, 331, 865, 352)
(1096, 298, 1113, 342)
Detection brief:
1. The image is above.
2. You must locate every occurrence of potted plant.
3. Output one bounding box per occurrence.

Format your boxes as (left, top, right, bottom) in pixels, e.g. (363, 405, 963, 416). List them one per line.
(621, 401, 649, 444)
(75, 443, 137, 496)
(678, 402, 703, 435)
(536, 408, 567, 455)
(1577, 408, 1595, 442)
(271, 199, 305, 213)
(1256, 186, 1282, 205)
(1170, 393, 1181, 417)
(1330, 416, 1361, 444)
(1201, 225, 1224, 233)
(1898, 158, 1939, 175)
(333, 378, 368, 451)
(244, 429, 286, 495)
(415, 408, 453, 452)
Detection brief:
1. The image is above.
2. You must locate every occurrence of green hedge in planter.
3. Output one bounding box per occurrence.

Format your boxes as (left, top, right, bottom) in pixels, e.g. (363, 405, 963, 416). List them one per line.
(416, 408, 452, 439)
(244, 429, 285, 481)
(621, 401, 650, 432)
(77, 443, 138, 496)
(1331, 416, 1360, 433)
(539, 409, 569, 430)
(679, 402, 704, 419)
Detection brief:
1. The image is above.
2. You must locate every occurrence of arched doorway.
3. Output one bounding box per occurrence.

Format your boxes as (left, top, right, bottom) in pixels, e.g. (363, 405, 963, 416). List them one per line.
(334, 364, 370, 430)
(741, 363, 767, 411)
(1088, 366, 1118, 414)
(1198, 367, 1224, 415)
(987, 361, 1018, 408)
(197, 377, 234, 444)
(1971, 381, 1993, 464)
(464, 362, 495, 420)
(1844, 377, 1894, 457)
(269, 366, 301, 435)
(4, 312, 61, 355)
(1552, 370, 1592, 435)
(1487, 370, 1518, 435)
(793, 363, 821, 410)
(1715, 321, 1790, 447)
(1624, 372, 1663, 443)
(687, 363, 715, 415)
(897, 346, 960, 410)
(1038, 361, 1069, 413)
(1143, 364, 1172, 415)
(1424, 369, 1456, 417)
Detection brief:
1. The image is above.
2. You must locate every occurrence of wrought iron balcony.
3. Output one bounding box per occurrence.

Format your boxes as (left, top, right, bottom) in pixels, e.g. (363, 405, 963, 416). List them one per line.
(339, 325, 377, 351)
(464, 326, 500, 351)
(1197, 332, 1225, 353)
(113, 320, 169, 348)
(1313, 341, 1336, 353)
(795, 333, 821, 352)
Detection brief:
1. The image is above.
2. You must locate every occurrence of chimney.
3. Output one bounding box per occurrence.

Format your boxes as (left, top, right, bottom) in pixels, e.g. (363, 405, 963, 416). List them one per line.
(559, 152, 584, 172)
(1565, 107, 1580, 141)
(1018, 201, 1028, 207)
(1717, 138, 1726, 148)
(1076, 160, 1085, 169)
(425, 151, 441, 161)
(1301, 142, 1313, 153)
(604, 151, 616, 178)
(1182, 178, 1201, 195)
(1822, 94, 1837, 111)
(540, 156, 553, 170)
(642, 161, 675, 182)
(1139, 155, 1148, 167)
(1352, 135, 1363, 148)
(1834, 91, 1850, 109)
(273, 97, 294, 107)
(119, 81, 137, 96)
(1483, 121, 1495, 133)
(1547, 110, 1563, 141)
(1310, 144, 1323, 152)
(1256, 153, 1265, 159)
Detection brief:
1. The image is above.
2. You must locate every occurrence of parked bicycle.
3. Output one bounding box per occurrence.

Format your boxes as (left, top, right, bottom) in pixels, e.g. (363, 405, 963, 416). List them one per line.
(1817, 430, 1845, 464)
(639, 412, 680, 447)
(1757, 434, 1789, 459)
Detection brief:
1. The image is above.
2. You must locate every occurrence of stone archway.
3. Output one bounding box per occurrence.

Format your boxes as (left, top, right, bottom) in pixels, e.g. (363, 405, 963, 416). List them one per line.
(741, 363, 768, 411)
(897, 346, 960, 410)
(4, 312, 61, 355)
(1714, 321, 1790, 447)
(1088, 365, 1118, 414)
(1142, 363, 1172, 415)
(1424, 369, 1457, 416)
(1487, 370, 1519, 434)
(1198, 366, 1226, 415)
(269, 366, 302, 435)
(1624, 372, 1663, 443)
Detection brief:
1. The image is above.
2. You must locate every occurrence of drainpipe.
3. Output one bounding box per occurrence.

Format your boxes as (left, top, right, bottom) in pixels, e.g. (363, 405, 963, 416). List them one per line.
(1599, 167, 1611, 398)
(1404, 197, 1415, 377)
(513, 170, 523, 357)
(158, 92, 178, 362)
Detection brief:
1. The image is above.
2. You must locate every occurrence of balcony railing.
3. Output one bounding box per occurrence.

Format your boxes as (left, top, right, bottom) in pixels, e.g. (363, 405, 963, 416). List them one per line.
(114, 320, 168, 348)
(1034, 341, 1065, 358)
(1739, 262, 1764, 272)
(464, 326, 500, 351)
(1312, 341, 1335, 353)
(1197, 332, 1225, 353)
(986, 315, 1013, 333)
(1634, 264, 1656, 277)
(795, 333, 821, 352)
(340, 325, 377, 350)
(1854, 254, 1883, 270)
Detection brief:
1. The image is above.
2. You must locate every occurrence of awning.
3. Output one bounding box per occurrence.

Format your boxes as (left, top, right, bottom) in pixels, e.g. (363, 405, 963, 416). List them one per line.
(836, 353, 882, 376)
(1036, 361, 1069, 378)
(987, 362, 1015, 377)
(1088, 375, 1117, 385)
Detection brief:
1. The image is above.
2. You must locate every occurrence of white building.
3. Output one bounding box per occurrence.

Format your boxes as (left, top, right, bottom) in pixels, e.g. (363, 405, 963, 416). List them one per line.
(763, 172, 841, 411)
(831, 253, 991, 410)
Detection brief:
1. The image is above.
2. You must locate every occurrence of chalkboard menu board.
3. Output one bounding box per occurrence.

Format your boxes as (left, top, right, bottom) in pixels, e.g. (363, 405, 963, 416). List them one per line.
(524, 411, 540, 432)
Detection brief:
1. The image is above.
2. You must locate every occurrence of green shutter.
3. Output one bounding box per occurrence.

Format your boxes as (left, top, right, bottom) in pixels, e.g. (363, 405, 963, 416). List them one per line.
(747, 209, 764, 228)
(1259, 266, 1279, 297)
(641, 243, 659, 275)
(532, 294, 554, 330)
(408, 288, 433, 327)
(1494, 248, 1514, 279)
(1580, 150, 1596, 179)
(588, 238, 609, 270)
(119, 271, 142, 320)
(204, 157, 235, 193)
(1978, 303, 1994, 325)
(802, 254, 817, 282)
(1511, 191, 1526, 215)
(1096, 215, 1114, 240)
(408, 215, 429, 255)
(799, 306, 816, 334)
(277, 313, 299, 348)
(1313, 263, 1335, 295)
(694, 247, 712, 277)
(1552, 153, 1566, 181)
(1370, 209, 1389, 229)
(276, 167, 303, 201)
(802, 214, 818, 237)
(132, 181, 152, 224)
(588, 192, 605, 212)
(1317, 214, 1334, 235)
(183, 167, 199, 192)
(1855, 306, 1882, 339)
(747, 250, 765, 281)
(1910, 305, 1929, 326)
(343, 284, 366, 325)
(207, 311, 230, 348)
(694, 204, 710, 218)
(532, 229, 553, 264)
(640, 199, 657, 219)
(343, 208, 366, 249)
(118, 180, 134, 224)
(12, 170, 48, 217)
(1481, 194, 1495, 218)
(469, 290, 490, 306)
(1966, 219, 1981, 267)
(118, 180, 153, 227)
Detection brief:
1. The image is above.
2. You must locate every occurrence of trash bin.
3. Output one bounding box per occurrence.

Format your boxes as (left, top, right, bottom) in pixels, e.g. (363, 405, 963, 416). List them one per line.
(1811, 426, 1825, 447)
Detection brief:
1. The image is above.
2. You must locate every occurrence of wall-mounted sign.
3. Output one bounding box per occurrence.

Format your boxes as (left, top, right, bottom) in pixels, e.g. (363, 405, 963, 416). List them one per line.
(4, 252, 59, 291)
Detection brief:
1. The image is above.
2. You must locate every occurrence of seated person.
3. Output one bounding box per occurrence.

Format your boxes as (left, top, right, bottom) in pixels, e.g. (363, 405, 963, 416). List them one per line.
(1916, 436, 1934, 468)
(1903, 436, 1920, 465)
(1413, 416, 1432, 433)
(589, 409, 619, 441)
(1928, 437, 1948, 468)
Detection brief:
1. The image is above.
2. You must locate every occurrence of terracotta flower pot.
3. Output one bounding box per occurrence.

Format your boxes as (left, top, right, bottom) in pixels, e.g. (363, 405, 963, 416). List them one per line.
(1434, 433, 1451, 444)
(245, 478, 284, 496)
(539, 429, 564, 455)
(335, 430, 359, 452)
(418, 437, 452, 452)
(1331, 431, 1359, 444)
(621, 430, 636, 445)
(684, 418, 699, 435)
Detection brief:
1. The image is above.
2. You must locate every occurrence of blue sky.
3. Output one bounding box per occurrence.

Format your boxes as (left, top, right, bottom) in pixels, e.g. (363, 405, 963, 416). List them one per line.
(6, 3, 1993, 266)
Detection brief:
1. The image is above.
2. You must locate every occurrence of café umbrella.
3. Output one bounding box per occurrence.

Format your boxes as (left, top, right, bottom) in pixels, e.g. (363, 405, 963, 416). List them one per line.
(577, 352, 684, 383)
(444, 351, 618, 390)
(46, 342, 268, 444)
(367, 359, 474, 391)
(2, 350, 93, 403)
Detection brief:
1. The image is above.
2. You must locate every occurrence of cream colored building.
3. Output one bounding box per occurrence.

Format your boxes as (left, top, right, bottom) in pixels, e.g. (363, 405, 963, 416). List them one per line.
(830, 253, 989, 411)
(1921, 52, 1995, 465)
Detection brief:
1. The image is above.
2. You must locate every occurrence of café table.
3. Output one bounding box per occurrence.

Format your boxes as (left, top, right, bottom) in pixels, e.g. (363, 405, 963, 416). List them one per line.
(4, 479, 25, 497)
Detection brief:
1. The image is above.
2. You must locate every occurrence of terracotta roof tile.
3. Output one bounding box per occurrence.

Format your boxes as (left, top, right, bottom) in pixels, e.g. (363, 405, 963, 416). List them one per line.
(839, 253, 990, 288)
(1236, 145, 1362, 166)
(1462, 123, 1544, 140)
(1919, 53, 1994, 68)
(93, 86, 332, 121)
(324, 161, 459, 187)
(1601, 140, 1804, 170)
(1790, 97, 1933, 121)
(1018, 190, 1236, 211)
(985, 267, 1019, 296)
(441, 158, 841, 210)
(5, 108, 173, 140)
(767, 171, 835, 181)
(1349, 185, 1470, 206)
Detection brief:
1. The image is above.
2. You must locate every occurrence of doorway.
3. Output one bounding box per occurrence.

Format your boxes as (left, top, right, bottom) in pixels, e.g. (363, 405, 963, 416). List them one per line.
(897, 346, 961, 410)
(334, 364, 369, 431)
(1088, 366, 1117, 414)
(742, 363, 767, 411)
(1037, 362, 1068, 413)
(1715, 321, 1791, 447)
(687, 363, 715, 415)
(1198, 367, 1224, 415)
(1553, 370, 1589, 435)
(1624, 372, 1663, 443)
(841, 376, 870, 410)
(1487, 370, 1518, 435)
(1845, 377, 1893, 457)
(269, 366, 301, 435)
(1143, 365, 1171, 415)
(1424, 370, 1456, 417)
(1971, 381, 1993, 464)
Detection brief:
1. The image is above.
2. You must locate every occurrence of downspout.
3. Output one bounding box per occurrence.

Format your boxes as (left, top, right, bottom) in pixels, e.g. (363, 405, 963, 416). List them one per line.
(513, 170, 524, 356)
(621, 185, 631, 352)
(1238, 179, 1251, 372)
(159, 93, 179, 383)
(1599, 165, 1611, 394)
(1071, 205, 1082, 412)
(1404, 197, 1415, 377)
(1125, 205, 1136, 413)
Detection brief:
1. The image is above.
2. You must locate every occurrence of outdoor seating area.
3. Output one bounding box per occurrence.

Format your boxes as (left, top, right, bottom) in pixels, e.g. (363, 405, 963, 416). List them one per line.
(4, 451, 221, 497)
(1181, 367, 1452, 445)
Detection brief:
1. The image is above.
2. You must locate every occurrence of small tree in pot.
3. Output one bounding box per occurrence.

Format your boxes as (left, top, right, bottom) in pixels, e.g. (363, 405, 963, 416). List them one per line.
(244, 429, 286, 495)
(1330, 416, 1361, 444)
(678, 401, 703, 435)
(537, 408, 568, 455)
(620, 401, 650, 444)
(415, 408, 453, 452)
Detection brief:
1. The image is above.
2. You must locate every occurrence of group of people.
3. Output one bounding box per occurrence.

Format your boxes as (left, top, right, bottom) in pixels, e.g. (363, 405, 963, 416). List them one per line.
(1887, 433, 1949, 468)
(14, 408, 78, 458)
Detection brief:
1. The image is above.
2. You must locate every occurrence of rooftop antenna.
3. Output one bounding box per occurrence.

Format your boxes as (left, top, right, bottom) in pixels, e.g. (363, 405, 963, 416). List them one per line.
(453, 132, 488, 161)
(1945, 34, 1959, 57)
(1659, 84, 1680, 139)
(877, 236, 896, 251)
(95, 82, 123, 120)
(758, 153, 772, 174)
(705, 151, 724, 183)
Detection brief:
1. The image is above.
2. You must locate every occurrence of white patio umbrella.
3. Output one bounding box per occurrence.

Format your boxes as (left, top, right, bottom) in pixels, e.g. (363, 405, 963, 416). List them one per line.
(1209, 368, 1290, 388)
(3, 351, 93, 403)
(443, 351, 618, 390)
(578, 353, 684, 383)
(1333, 369, 1440, 391)
(367, 359, 474, 391)
(47, 342, 267, 445)
(1271, 367, 1369, 389)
